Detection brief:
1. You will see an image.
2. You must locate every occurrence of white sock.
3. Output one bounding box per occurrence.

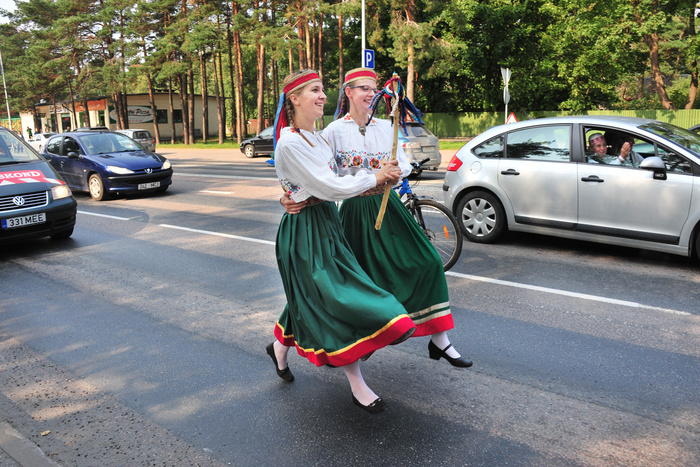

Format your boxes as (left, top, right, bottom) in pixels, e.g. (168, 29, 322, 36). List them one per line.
(343, 361, 379, 406)
(273, 340, 290, 370)
(431, 332, 461, 358)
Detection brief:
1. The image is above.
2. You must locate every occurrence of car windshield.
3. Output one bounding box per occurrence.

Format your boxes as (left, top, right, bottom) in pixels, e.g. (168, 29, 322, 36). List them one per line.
(640, 122, 700, 156)
(0, 128, 45, 165)
(79, 133, 143, 154)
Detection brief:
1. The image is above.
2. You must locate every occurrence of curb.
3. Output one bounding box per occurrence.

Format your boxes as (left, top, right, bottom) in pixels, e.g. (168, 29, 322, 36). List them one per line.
(0, 419, 59, 467)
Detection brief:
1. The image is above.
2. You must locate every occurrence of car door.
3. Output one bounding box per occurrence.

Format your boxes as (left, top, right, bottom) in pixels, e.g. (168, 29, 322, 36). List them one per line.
(55, 136, 89, 189)
(497, 124, 578, 229)
(258, 127, 274, 153)
(577, 143, 694, 244)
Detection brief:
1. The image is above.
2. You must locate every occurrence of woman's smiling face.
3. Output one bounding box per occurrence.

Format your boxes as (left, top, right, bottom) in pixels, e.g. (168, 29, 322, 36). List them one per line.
(345, 79, 378, 114)
(292, 81, 327, 121)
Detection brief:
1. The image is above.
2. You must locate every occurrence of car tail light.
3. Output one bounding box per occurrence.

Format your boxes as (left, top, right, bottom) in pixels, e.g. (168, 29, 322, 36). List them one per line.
(446, 155, 463, 171)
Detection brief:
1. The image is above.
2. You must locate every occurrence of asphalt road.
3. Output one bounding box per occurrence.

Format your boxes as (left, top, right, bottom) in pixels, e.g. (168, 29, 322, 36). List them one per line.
(1, 147, 698, 466)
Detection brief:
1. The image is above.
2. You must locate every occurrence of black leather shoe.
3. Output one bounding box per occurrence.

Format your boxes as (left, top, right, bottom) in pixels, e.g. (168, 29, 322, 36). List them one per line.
(428, 340, 473, 368)
(352, 394, 387, 414)
(266, 342, 294, 382)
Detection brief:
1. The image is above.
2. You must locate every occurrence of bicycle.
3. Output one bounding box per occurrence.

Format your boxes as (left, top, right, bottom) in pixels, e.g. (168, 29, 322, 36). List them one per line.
(397, 158, 463, 271)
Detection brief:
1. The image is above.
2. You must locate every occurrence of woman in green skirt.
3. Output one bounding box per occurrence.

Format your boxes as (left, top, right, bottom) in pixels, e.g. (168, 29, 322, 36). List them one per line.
(268, 70, 416, 414)
(283, 68, 471, 368)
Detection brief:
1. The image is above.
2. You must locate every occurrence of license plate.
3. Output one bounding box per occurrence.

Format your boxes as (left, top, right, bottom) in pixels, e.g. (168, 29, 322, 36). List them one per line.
(422, 146, 435, 152)
(2, 212, 47, 229)
(138, 181, 160, 190)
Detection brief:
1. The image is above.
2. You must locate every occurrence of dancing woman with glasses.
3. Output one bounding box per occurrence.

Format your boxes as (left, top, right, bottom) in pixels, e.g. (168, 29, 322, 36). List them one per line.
(268, 69, 417, 414)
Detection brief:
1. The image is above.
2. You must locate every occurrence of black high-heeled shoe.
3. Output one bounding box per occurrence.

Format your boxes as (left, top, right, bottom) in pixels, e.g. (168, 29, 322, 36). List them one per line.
(428, 340, 473, 368)
(266, 342, 294, 382)
(352, 394, 387, 414)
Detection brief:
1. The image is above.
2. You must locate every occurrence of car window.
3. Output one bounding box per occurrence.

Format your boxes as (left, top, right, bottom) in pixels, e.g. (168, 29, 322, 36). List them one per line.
(46, 138, 61, 155)
(473, 136, 504, 158)
(259, 127, 274, 137)
(505, 125, 571, 161)
(657, 146, 693, 174)
(0, 129, 42, 163)
(62, 137, 82, 155)
(133, 131, 151, 139)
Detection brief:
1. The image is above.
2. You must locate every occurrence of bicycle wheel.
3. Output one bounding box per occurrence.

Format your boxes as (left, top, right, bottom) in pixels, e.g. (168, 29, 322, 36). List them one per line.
(411, 199, 463, 271)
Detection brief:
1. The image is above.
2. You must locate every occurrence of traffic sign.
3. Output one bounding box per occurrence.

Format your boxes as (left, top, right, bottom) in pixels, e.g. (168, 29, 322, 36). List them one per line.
(506, 112, 518, 124)
(364, 49, 375, 69)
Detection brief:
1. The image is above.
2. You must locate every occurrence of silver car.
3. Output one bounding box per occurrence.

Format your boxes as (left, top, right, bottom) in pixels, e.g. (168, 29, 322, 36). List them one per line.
(444, 115, 700, 260)
(115, 129, 156, 152)
(399, 122, 441, 171)
(26, 132, 56, 152)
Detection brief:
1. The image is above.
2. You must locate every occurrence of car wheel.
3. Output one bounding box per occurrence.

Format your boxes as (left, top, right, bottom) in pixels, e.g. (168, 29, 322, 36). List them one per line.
(88, 174, 107, 201)
(244, 144, 255, 158)
(456, 190, 506, 243)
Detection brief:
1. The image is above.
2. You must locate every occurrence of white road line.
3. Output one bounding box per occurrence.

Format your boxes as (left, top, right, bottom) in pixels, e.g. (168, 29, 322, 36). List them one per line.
(79, 209, 691, 316)
(446, 271, 691, 316)
(159, 224, 276, 245)
(174, 172, 278, 181)
(200, 190, 234, 195)
(77, 211, 131, 221)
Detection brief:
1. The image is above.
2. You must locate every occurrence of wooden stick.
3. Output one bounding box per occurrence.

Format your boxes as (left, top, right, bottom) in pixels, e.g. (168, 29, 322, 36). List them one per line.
(374, 74, 400, 230)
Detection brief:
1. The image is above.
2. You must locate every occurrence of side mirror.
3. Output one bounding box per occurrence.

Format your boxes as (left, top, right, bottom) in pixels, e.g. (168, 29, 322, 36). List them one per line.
(640, 156, 667, 180)
(67, 151, 80, 159)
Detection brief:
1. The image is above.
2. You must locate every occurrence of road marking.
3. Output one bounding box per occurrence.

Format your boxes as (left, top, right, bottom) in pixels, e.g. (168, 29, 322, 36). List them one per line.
(159, 224, 276, 245)
(200, 190, 234, 195)
(174, 172, 277, 181)
(80, 209, 691, 317)
(77, 211, 131, 221)
(446, 271, 691, 316)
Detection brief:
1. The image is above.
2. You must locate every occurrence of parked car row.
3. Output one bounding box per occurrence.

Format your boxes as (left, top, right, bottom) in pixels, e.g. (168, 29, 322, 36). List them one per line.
(7, 115, 700, 266)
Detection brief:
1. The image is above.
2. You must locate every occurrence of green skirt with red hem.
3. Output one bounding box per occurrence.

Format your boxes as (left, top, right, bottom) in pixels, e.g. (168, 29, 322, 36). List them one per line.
(339, 192, 454, 337)
(274, 201, 415, 367)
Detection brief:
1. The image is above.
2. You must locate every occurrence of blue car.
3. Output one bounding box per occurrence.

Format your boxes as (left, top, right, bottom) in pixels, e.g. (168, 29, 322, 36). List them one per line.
(43, 130, 173, 200)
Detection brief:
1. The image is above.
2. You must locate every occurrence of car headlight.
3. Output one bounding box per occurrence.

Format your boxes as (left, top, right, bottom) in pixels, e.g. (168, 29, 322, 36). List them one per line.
(402, 142, 420, 149)
(51, 184, 72, 200)
(107, 165, 134, 174)
(162, 160, 171, 170)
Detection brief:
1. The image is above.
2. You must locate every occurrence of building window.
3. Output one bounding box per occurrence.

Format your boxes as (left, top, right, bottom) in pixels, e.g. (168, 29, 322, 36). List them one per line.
(172, 109, 183, 124)
(156, 109, 168, 124)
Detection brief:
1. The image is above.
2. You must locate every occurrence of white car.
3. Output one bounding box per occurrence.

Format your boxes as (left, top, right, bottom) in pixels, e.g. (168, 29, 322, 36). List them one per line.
(27, 132, 56, 152)
(444, 115, 700, 261)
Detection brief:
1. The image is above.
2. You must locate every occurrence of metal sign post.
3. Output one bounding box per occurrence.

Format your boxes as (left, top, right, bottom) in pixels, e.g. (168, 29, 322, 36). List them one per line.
(501, 67, 511, 124)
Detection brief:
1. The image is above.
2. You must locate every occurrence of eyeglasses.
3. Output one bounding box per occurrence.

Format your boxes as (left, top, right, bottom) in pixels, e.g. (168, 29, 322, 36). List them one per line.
(349, 85, 378, 93)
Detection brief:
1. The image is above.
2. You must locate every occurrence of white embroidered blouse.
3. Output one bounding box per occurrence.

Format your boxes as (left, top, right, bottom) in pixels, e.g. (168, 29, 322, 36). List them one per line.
(275, 127, 378, 203)
(322, 114, 413, 180)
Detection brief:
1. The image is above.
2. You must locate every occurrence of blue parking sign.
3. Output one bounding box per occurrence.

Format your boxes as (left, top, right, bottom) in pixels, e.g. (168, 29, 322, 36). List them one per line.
(364, 49, 375, 69)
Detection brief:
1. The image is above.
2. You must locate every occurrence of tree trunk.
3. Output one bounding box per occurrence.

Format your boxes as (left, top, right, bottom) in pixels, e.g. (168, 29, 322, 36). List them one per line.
(318, 12, 323, 79)
(200, 51, 209, 143)
(407, 41, 415, 102)
(213, 51, 225, 144)
(256, 42, 266, 134)
(311, 13, 316, 70)
(338, 14, 343, 82)
(145, 72, 161, 145)
(168, 77, 176, 144)
(288, 47, 294, 74)
(232, 1, 245, 141)
(178, 73, 189, 143)
(645, 32, 675, 110)
(188, 67, 195, 143)
(144, 40, 161, 144)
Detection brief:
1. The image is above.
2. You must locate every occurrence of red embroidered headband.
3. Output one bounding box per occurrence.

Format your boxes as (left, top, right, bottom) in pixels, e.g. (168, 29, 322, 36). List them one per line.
(344, 67, 377, 84)
(274, 71, 322, 148)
